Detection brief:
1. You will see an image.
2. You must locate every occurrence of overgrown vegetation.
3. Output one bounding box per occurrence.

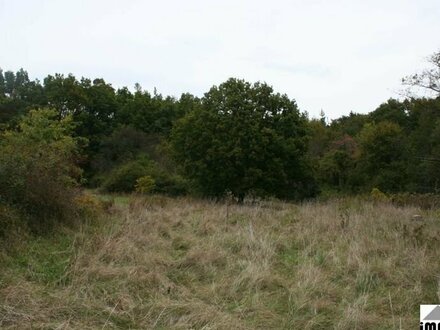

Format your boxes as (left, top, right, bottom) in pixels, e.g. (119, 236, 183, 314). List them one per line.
(0, 50, 439, 199)
(0, 109, 86, 235)
(1, 196, 439, 328)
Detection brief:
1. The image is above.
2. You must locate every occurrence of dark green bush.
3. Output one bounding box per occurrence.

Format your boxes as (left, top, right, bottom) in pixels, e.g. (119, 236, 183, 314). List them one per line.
(0, 109, 85, 232)
(101, 157, 189, 195)
(151, 172, 189, 196)
(90, 126, 162, 176)
(101, 158, 150, 192)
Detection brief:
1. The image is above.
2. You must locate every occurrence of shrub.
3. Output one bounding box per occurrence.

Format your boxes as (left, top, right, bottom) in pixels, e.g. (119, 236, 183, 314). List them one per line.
(135, 176, 156, 194)
(101, 157, 189, 195)
(101, 158, 150, 192)
(0, 109, 85, 232)
(146, 170, 189, 196)
(74, 192, 106, 218)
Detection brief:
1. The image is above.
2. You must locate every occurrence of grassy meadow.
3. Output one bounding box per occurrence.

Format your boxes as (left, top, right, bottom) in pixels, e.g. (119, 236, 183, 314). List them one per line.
(1, 195, 439, 329)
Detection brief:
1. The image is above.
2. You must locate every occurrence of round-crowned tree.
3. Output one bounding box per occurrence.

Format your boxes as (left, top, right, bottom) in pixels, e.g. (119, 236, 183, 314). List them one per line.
(170, 78, 317, 200)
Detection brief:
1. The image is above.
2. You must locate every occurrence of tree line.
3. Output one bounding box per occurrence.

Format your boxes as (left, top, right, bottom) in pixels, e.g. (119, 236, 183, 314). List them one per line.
(1, 51, 439, 205)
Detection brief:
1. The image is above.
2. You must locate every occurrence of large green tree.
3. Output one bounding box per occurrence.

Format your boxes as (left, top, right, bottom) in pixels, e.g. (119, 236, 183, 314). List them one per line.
(356, 121, 408, 192)
(171, 78, 316, 200)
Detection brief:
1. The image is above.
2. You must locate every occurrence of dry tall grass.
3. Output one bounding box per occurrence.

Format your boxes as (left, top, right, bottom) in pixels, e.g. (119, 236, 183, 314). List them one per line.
(1, 196, 439, 329)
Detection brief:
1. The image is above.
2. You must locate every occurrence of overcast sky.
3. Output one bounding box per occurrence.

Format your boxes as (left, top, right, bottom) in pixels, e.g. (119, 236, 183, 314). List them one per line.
(0, 0, 439, 119)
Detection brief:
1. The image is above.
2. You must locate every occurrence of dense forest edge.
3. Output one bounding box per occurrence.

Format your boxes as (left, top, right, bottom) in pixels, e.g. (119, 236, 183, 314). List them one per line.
(0, 50, 440, 238)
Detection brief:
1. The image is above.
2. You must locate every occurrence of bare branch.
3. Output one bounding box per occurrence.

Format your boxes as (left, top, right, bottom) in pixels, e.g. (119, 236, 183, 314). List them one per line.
(402, 50, 440, 97)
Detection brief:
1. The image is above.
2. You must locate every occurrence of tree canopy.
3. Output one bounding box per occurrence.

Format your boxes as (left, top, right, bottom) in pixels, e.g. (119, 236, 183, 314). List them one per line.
(171, 78, 317, 200)
(2, 50, 440, 200)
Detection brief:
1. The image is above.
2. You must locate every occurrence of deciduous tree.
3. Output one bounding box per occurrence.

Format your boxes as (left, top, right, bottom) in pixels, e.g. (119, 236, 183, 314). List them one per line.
(171, 78, 316, 200)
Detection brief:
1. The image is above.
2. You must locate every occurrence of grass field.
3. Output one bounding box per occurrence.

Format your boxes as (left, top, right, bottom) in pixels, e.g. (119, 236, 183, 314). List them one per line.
(1, 195, 439, 329)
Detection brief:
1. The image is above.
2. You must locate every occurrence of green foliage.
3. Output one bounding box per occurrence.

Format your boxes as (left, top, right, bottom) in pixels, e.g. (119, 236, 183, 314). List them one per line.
(368, 99, 409, 129)
(90, 126, 161, 177)
(0, 68, 45, 127)
(102, 158, 150, 193)
(322, 97, 440, 194)
(4, 233, 75, 285)
(317, 135, 358, 191)
(74, 192, 107, 218)
(307, 119, 330, 159)
(1, 62, 440, 199)
(329, 111, 368, 137)
(359, 121, 403, 162)
(171, 78, 317, 200)
(135, 176, 156, 194)
(102, 157, 188, 195)
(0, 109, 84, 231)
(147, 170, 189, 196)
(114, 88, 196, 136)
(357, 121, 407, 192)
(319, 149, 353, 189)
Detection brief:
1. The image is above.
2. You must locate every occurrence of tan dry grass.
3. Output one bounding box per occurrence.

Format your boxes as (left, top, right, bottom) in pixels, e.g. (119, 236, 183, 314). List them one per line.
(1, 196, 439, 329)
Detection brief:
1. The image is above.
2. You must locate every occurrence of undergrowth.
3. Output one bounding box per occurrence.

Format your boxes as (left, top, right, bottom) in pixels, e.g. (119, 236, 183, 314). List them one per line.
(1, 196, 439, 329)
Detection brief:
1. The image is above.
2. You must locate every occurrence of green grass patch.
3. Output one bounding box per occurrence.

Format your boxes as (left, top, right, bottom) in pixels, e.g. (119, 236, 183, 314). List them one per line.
(1, 233, 75, 286)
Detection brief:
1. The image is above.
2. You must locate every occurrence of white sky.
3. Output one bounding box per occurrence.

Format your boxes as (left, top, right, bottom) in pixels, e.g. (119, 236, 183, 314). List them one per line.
(0, 0, 439, 119)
